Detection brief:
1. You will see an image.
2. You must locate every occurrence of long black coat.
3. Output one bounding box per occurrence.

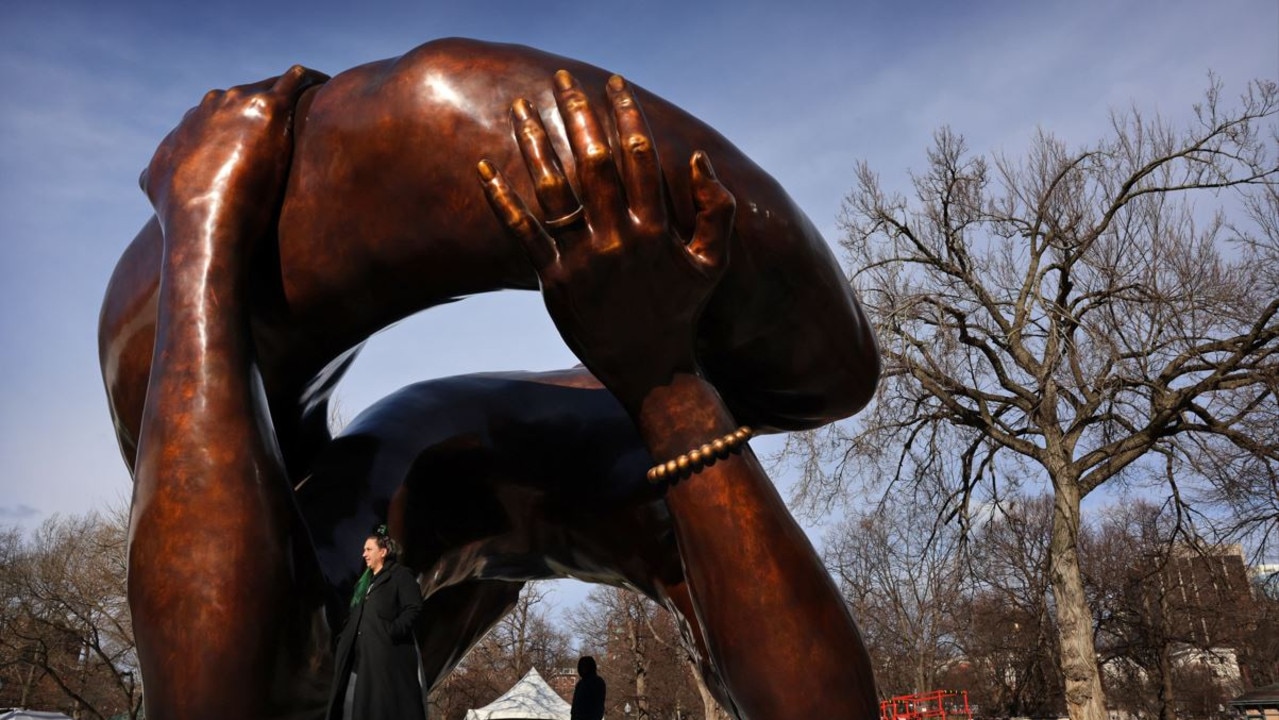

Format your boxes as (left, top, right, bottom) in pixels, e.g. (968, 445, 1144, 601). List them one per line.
(571, 674, 606, 720)
(327, 562, 426, 720)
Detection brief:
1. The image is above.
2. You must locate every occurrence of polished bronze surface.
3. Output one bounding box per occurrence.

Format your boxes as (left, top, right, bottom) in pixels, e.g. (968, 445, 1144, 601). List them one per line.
(100, 38, 878, 477)
(101, 39, 880, 720)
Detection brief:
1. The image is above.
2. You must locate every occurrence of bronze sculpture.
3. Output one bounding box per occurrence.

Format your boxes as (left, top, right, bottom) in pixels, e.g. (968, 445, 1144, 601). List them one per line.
(99, 39, 880, 720)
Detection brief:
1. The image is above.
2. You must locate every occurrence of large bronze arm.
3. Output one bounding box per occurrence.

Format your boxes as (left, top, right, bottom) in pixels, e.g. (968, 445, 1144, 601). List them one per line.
(100, 37, 878, 475)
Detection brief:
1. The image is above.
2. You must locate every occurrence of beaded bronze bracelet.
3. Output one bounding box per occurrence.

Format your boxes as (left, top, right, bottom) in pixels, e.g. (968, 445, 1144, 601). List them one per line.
(646, 426, 753, 484)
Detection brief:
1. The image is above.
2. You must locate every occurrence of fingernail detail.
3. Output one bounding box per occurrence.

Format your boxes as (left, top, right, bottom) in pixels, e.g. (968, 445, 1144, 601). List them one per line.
(695, 152, 716, 178)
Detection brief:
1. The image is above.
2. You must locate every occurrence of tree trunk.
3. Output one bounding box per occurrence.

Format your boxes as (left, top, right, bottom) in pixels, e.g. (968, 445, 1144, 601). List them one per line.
(1156, 581, 1178, 720)
(1157, 642, 1177, 720)
(690, 667, 734, 720)
(1049, 481, 1107, 720)
(21, 655, 38, 707)
(628, 612, 650, 720)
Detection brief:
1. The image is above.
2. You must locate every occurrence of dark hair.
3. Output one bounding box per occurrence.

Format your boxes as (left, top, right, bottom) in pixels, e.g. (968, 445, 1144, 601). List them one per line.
(368, 524, 401, 562)
(578, 656, 597, 676)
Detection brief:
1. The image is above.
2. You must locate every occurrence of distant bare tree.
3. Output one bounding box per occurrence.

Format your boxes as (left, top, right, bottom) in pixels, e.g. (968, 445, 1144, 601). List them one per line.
(1244, 577, 1279, 688)
(823, 486, 965, 696)
(957, 494, 1064, 718)
(487, 582, 573, 679)
(0, 507, 140, 720)
(1084, 500, 1256, 720)
(428, 581, 572, 720)
(572, 586, 704, 720)
(783, 77, 1279, 720)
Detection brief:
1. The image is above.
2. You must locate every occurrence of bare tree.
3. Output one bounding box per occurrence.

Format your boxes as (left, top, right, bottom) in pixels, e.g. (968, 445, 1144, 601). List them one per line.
(1085, 500, 1257, 720)
(1244, 576, 1279, 688)
(0, 507, 140, 720)
(488, 582, 573, 679)
(428, 581, 573, 720)
(823, 486, 966, 696)
(824, 490, 1064, 714)
(785, 78, 1279, 720)
(957, 494, 1064, 718)
(572, 586, 704, 720)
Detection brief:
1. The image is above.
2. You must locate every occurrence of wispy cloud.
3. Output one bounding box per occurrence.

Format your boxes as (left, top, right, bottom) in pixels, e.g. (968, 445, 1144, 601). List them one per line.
(0, 504, 41, 521)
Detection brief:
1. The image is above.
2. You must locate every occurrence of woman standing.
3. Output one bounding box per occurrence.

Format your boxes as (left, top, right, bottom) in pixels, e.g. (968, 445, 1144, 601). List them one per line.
(328, 527, 426, 720)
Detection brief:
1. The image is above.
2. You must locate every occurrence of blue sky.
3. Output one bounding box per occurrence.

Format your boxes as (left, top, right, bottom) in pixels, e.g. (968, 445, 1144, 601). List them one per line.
(1, 0, 1275, 611)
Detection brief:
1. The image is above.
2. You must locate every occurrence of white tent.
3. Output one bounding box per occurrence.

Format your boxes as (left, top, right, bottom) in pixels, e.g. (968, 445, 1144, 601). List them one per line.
(464, 667, 572, 720)
(0, 711, 74, 720)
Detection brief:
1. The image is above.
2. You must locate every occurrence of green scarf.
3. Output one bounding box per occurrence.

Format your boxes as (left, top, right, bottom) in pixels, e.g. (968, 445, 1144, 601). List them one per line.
(349, 568, 373, 607)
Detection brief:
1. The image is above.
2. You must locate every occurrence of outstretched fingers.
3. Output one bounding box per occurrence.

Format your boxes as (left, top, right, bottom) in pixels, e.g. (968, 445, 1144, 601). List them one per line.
(687, 151, 735, 272)
(553, 70, 625, 229)
(480, 71, 732, 294)
(477, 159, 558, 272)
(607, 75, 666, 229)
(510, 98, 583, 232)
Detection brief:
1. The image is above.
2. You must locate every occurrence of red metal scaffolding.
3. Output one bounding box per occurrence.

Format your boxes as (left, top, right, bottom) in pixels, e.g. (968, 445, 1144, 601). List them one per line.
(880, 690, 972, 720)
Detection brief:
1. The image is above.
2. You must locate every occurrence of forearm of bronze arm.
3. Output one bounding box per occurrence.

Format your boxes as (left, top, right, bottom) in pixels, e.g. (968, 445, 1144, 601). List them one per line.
(630, 373, 879, 718)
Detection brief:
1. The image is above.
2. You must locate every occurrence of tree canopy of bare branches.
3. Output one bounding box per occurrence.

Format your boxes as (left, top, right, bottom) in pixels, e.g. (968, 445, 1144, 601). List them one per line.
(786, 77, 1278, 720)
(826, 492, 1065, 717)
(428, 582, 573, 720)
(571, 586, 718, 720)
(824, 488, 966, 697)
(0, 509, 140, 720)
(1082, 500, 1274, 720)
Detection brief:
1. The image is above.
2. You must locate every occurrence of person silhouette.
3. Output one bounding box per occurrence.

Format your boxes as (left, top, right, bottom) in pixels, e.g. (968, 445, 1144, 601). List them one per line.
(571, 656, 606, 720)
